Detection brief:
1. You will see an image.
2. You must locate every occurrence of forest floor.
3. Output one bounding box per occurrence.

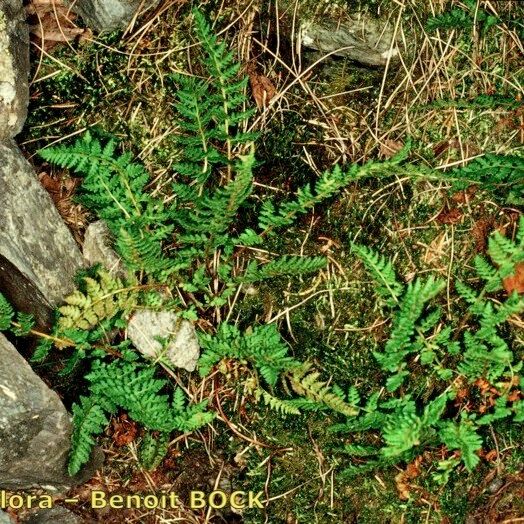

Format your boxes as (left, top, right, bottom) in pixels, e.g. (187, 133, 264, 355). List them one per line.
(16, 0, 524, 522)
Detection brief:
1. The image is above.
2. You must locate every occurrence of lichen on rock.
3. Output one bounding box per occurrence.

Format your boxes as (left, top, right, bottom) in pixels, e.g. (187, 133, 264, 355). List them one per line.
(0, 0, 29, 140)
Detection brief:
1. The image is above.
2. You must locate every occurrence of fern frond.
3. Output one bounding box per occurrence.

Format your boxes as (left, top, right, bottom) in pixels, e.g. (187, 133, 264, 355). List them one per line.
(69, 396, 109, 476)
(451, 153, 524, 204)
(58, 269, 133, 331)
(138, 431, 170, 471)
(86, 360, 174, 431)
(439, 419, 483, 471)
(0, 293, 14, 331)
(242, 255, 327, 283)
(255, 388, 301, 415)
(375, 277, 445, 373)
(290, 364, 358, 417)
(199, 323, 300, 386)
(351, 243, 404, 305)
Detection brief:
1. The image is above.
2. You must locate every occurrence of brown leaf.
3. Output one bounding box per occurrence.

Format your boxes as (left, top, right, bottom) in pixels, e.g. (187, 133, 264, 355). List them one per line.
(433, 140, 451, 158)
(484, 449, 498, 462)
(26, 0, 87, 51)
(395, 456, 422, 500)
(436, 207, 463, 225)
(508, 389, 522, 402)
(474, 378, 491, 393)
(451, 185, 478, 204)
(249, 71, 276, 109)
(110, 414, 138, 447)
(379, 139, 403, 159)
(503, 262, 524, 294)
(471, 216, 494, 252)
(39, 171, 62, 193)
(395, 471, 411, 500)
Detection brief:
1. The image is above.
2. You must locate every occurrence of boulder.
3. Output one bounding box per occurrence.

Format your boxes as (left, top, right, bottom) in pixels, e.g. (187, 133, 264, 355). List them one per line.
(66, 0, 161, 32)
(23, 507, 82, 524)
(0, 142, 84, 328)
(0, 0, 30, 140)
(127, 310, 200, 372)
(0, 333, 100, 491)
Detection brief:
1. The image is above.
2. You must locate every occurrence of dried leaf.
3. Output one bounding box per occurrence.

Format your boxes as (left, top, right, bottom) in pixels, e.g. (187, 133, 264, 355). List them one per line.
(436, 207, 463, 225)
(395, 456, 422, 500)
(451, 185, 477, 204)
(111, 414, 138, 447)
(249, 71, 276, 109)
(379, 139, 403, 159)
(26, 0, 87, 51)
(471, 216, 494, 252)
(503, 262, 524, 294)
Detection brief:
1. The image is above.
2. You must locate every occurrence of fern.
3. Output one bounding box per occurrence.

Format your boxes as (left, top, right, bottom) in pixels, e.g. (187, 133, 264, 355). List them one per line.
(138, 431, 170, 471)
(39, 133, 175, 280)
(57, 269, 134, 331)
(0, 293, 14, 331)
(374, 277, 445, 378)
(258, 148, 409, 234)
(69, 396, 109, 476)
(331, 221, 524, 475)
(289, 364, 358, 417)
(67, 360, 214, 474)
(351, 243, 404, 305)
(426, 1, 499, 35)
(451, 154, 524, 205)
(438, 419, 483, 471)
(198, 323, 300, 386)
(255, 388, 301, 415)
(191, 9, 256, 171)
(241, 256, 327, 283)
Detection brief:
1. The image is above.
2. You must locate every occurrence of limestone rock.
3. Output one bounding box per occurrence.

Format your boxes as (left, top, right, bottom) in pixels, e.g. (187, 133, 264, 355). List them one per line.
(278, 2, 398, 67)
(0, 142, 84, 328)
(83, 220, 127, 279)
(0, 0, 30, 139)
(127, 311, 200, 372)
(66, 0, 161, 32)
(23, 507, 82, 524)
(300, 16, 398, 67)
(0, 333, 97, 491)
(0, 510, 14, 524)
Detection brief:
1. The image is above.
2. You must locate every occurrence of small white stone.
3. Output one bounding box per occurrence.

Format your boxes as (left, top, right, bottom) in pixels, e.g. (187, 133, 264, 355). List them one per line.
(127, 310, 200, 372)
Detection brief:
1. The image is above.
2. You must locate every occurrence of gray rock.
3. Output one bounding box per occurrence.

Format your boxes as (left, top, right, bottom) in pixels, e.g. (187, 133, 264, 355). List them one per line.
(0, 510, 14, 524)
(278, 2, 398, 67)
(127, 310, 200, 371)
(0, 0, 30, 140)
(23, 506, 82, 524)
(83, 220, 127, 279)
(0, 333, 98, 491)
(66, 0, 161, 32)
(300, 16, 398, 67)
(0, 142, 84, 328)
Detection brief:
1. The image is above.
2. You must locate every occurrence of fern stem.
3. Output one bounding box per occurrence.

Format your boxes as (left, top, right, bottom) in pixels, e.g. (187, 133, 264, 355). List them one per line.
(10, 322, 76, 348)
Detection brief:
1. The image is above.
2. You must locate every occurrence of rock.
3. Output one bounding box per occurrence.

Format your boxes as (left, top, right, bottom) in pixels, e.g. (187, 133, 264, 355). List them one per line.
(83, 220, 127, 279)
(0, 333, 101, 491)
(278, 2, 398, 67)
(300, 17, 398, 67)
(0, 0, 30, 140)
(23, 507, 82, 524)
(127, 311, 200, 372)
(66, 0, 161, 32)
(0, 510, 14, 524)
(0, 142, 84, 328)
